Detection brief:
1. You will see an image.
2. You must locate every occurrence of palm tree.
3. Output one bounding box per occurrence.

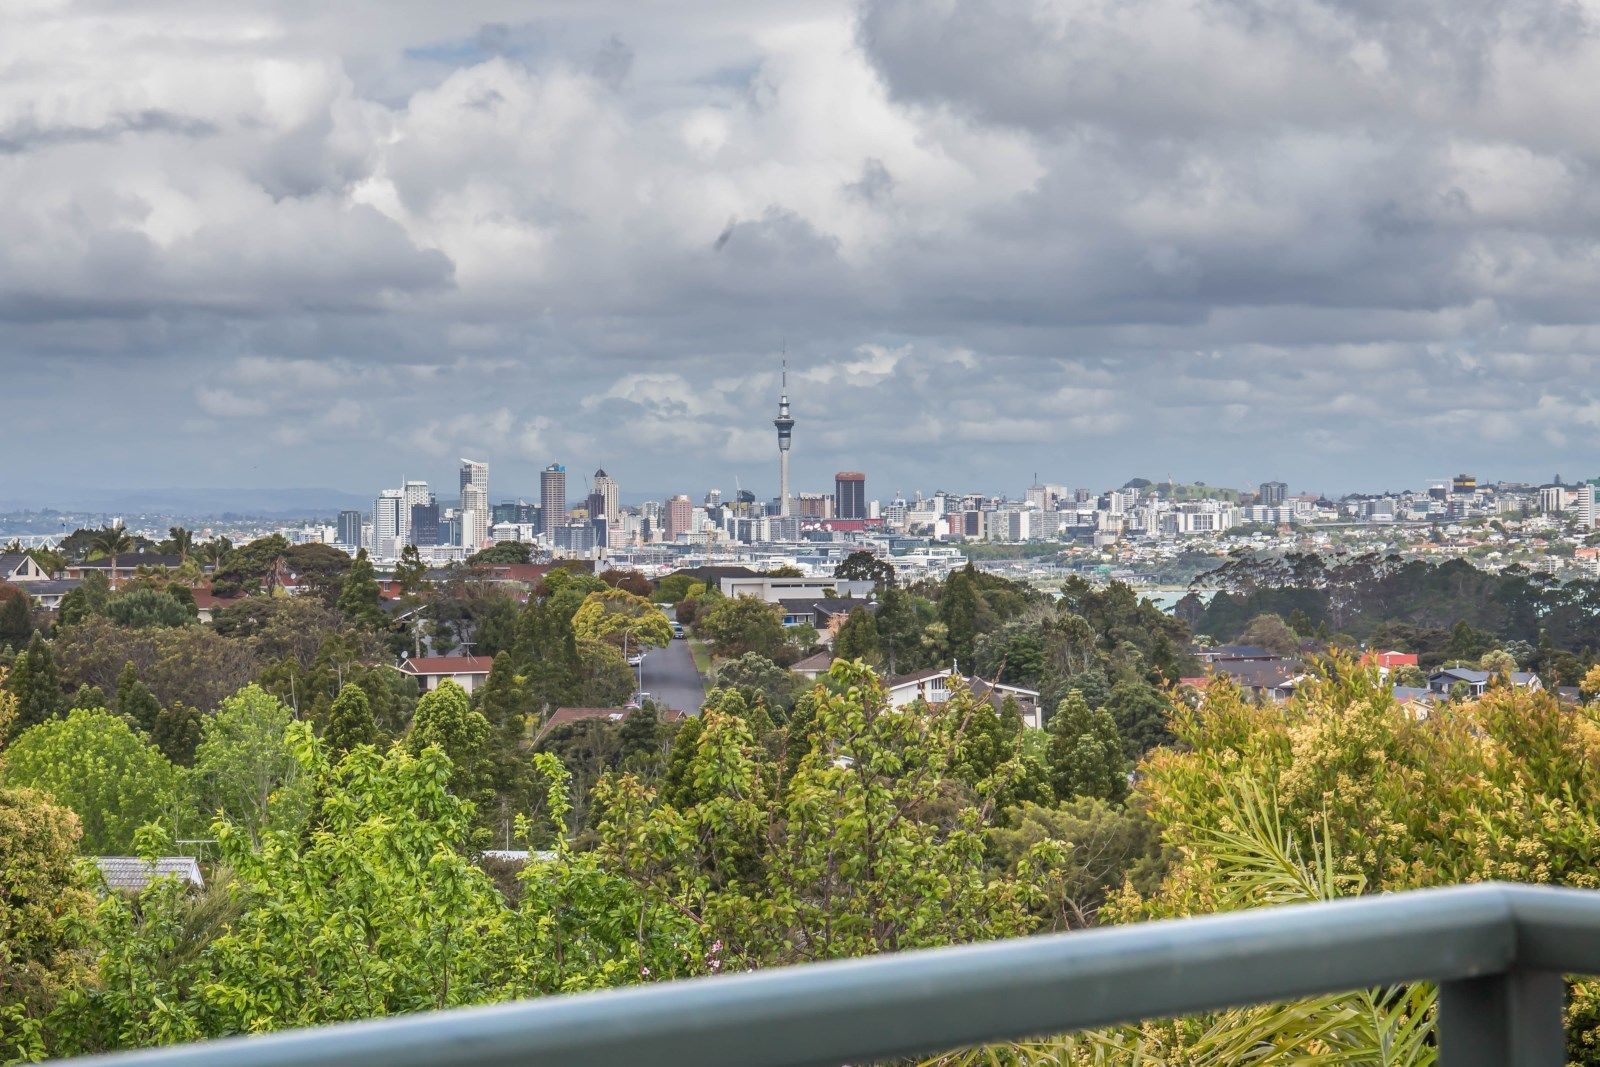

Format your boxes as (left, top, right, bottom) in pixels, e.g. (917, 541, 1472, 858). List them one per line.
(167, 526, 194, 562)
(91, 527, 134, 590)
(196, 538, 231, 572)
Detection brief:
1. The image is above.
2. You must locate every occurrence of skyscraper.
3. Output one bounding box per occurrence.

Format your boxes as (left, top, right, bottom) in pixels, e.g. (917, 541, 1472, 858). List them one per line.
(773, 360, 794, 517)
(458, 459, 489, 550)
(666, 494, 693, 541)
(1259, 481, 1288, 507)
(336, 509, 363, 547)
(460, 459, 488, 498)
(372, 490, 403, 557)
(835, 471, 866, 520)
(592, 468, 620, 546)
(409, 500, 440, 547)
(400, 480, 431, 545)
(541, 463, 567, 536)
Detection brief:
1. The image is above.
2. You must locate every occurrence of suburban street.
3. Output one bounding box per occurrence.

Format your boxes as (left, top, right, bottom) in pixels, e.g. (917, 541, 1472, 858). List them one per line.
(639, 638, 706, 715)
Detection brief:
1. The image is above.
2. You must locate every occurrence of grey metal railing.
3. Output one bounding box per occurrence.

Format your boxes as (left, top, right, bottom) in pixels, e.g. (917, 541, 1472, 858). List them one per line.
(63, 882, 1600, 1067)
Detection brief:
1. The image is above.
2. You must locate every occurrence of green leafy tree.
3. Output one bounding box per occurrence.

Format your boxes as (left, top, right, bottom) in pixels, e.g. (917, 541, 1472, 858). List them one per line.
(0, 786, 97, 1059)
(104, 589, 193, 629)
(1104, 677, 1173, 759)
(989, 797, 1167, 929)
(8, 632, 61, 730)
(281, 543, 355, 607)
(115, 662, 163, 733)
(406, 680, 493, 813)
(1479, 648, 1518, 679)
(466, 541, 533, 565)
(712, 653, 802, 718)
(1046, 690, 1128, 803)
(833, 550, 896, 589)
(617, 706, 664, 771)
(832, 607, 882, 666)
(211, 534, 288, 598)
(0, 585, 31, 648)
(597, 660, 1051, 969)
(323, 683, 381, 756)
(1237, 612, 1301, 656)
(939, 566, 983, 671)
(336, 549, 385, 632)
(56, 572, 111, 629)
(570, 587, 672, 649)
(696, 596, 788, 661)
(150, 702, 203, 767)
(0, 708, 183, 853)
(393, 545, 428, 596)
(191, 685, 312, 842)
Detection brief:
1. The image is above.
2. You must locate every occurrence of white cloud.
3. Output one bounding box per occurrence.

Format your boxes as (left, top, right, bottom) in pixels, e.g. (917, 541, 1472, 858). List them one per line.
(8, 0, 1600, 497)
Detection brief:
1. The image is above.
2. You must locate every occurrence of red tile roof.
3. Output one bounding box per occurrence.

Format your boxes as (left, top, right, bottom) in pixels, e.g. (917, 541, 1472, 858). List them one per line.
(398, 656, 496, 676)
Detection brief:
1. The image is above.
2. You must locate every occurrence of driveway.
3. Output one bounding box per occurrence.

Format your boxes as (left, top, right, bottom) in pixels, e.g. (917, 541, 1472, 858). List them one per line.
(639, 637, 707, 715)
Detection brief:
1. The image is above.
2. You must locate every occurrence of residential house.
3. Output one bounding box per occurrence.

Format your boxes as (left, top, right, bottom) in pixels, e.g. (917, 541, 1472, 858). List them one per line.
(778, 598, 876, 644)
(791, 650, 833, 680)
(0, 552, 50, 584)
(883, 668, 1046, 729)
(397, 655, 496, 694)
(94, 856, 204, 894)
(65, 552, 183, 586)
(1427, 667, 1542, 698)
(1183, 656, 1303, 702)
(20, 579, 82, 611)
(718, 575, 875, 603)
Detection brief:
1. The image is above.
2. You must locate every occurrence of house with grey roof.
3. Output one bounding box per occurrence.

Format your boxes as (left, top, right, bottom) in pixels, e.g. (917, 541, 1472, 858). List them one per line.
(94, 856, 204, 894)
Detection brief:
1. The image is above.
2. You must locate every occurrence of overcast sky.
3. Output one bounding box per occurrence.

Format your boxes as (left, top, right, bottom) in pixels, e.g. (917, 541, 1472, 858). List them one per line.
(6, 0, 1600, 505)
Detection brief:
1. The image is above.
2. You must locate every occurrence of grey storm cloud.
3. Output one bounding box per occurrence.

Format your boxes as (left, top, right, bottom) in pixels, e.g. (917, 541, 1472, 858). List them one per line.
(4, 0, 1600, 505)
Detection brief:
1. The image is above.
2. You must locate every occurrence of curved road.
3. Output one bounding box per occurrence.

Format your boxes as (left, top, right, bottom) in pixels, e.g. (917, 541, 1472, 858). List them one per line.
(639, 638, 707, 715)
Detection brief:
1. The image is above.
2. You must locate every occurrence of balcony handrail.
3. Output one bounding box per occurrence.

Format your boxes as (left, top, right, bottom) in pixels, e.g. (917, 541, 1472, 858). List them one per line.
(63, 881, 1600, 1067)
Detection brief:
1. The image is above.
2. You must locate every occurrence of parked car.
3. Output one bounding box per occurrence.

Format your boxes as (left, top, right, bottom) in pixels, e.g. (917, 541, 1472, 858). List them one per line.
(672, 623, 686, 639)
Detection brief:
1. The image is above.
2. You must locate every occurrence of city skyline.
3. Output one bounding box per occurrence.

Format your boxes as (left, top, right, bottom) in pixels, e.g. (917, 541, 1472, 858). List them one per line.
(9, 4, 1600, 497)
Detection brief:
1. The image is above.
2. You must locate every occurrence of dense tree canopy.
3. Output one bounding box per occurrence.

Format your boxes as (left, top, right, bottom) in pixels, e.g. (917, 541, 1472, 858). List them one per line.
(1, 708, 183, 854)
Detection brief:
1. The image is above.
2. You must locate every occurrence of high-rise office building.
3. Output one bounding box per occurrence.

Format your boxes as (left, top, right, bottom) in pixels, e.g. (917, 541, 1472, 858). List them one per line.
(492, 500, 537, 525)
(592, 468, 623, 548)
(460, 459, 488, 498)
(797, 492, 832, 519)
(666, 494, 693, 541)
(409, 501, 440, 547)
(398, 480, 430, 545)
(773, 361, 794, 516)
(372, 490, 403, 557)
(336, 509, 363, 547)
(540, 464, 567, 536)
(835, 471, 866, 520)
(455, 459, 489, 550)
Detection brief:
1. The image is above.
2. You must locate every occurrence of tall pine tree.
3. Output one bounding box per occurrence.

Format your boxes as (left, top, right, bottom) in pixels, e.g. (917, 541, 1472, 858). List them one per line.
(115, 662, 163, 735)
(337, 549, 386, 632)
(9, 632, 60, 730)
(324, 683, 381, 756)
(1046, 690, 1128, 803)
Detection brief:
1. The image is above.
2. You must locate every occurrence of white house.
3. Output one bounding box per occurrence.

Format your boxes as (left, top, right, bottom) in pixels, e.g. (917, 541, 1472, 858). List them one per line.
(397, 655, 496, 694)
(882, 668, 1046, 729)
(0, 552, 49, 584)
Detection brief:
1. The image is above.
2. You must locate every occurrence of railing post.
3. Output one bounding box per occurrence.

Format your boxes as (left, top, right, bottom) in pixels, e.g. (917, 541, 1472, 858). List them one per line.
(1438, 970, 1565, 1066)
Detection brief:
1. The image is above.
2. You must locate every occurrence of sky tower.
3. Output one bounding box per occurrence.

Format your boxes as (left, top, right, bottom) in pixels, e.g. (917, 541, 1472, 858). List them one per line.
(774, 359, 795, 516)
